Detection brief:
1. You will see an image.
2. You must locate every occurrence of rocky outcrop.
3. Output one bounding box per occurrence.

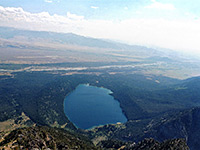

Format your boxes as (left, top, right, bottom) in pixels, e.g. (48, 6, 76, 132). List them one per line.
(0, 126, 97, 150)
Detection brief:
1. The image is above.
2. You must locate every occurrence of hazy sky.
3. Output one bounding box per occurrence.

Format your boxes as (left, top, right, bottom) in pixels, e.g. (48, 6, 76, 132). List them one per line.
(0, 0, 200, 54)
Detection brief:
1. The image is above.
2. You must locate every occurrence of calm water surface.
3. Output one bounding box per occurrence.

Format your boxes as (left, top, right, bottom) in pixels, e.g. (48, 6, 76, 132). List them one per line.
(64, 84, 127, 129)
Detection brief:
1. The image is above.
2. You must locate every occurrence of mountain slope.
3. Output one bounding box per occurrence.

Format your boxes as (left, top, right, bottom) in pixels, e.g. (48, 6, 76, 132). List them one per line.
(0, 126, 189, 150)
(0, 26, 159, 52)
(99, 138, 189, 150)
(142, 107, 200, 150)
(0, 126, 97, 150)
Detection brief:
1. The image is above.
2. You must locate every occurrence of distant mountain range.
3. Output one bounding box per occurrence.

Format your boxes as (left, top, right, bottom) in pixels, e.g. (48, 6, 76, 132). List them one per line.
(0, 26, 179, 60)
(0, 26, 157, 51)
(1, 26, 200, 79)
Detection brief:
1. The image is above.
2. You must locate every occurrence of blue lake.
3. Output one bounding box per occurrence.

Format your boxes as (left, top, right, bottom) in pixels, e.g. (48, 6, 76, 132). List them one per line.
(64, 84, 127, 129)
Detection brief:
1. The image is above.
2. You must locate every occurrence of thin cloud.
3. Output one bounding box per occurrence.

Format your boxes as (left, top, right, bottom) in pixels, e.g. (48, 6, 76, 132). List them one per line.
(67, 12, 84, 20)
(91, 6, 99, 9)
(44, 0, 53, 3)
(145, 0, 176, 10)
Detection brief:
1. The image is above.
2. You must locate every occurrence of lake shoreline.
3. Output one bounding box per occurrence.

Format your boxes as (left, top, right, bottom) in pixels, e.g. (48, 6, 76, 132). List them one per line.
(63, 84, 127, 129)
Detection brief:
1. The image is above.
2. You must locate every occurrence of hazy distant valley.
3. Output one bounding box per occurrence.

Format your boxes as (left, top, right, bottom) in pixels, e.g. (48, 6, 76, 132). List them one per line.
(1, 27, 200, 79)
(1, 27, 200, 149)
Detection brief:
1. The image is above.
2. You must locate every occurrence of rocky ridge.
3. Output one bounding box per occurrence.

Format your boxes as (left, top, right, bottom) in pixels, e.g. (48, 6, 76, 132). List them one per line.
(0, 126, 189, 150)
